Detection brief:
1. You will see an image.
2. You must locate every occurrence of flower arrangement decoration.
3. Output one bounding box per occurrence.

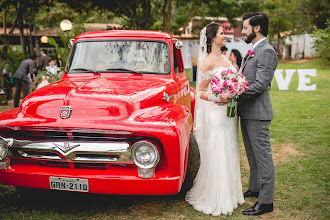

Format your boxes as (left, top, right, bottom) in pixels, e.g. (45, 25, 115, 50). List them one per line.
(247, 50, 255, 60)
(210, 69, 249, 117)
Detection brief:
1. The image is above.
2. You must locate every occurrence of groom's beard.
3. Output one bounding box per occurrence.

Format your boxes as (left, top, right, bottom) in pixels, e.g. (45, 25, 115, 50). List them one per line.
(245, 29, 256, 44)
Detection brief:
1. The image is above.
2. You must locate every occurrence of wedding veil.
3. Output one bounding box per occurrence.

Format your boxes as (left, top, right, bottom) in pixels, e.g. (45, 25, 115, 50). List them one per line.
(193, 27, 208, 154)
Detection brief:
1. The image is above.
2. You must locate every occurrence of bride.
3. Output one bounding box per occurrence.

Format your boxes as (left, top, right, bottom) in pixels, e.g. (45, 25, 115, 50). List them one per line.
(185, 23, 244, 216)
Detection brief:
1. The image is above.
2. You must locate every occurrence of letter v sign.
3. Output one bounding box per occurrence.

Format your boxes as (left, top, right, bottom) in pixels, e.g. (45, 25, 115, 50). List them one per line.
(274, 69, 296, 90)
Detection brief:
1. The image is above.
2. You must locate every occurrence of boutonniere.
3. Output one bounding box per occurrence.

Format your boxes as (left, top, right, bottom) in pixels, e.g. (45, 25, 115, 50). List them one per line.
(247, 50, 255, 60)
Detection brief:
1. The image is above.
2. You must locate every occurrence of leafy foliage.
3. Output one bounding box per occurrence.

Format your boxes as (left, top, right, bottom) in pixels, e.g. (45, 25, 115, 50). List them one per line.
(62, 0, 162, 30)
(0, 38, 29, 74)
(312, 20, 330, 67)
(35, 2, 79, 30)
(47, 16, 95, 65)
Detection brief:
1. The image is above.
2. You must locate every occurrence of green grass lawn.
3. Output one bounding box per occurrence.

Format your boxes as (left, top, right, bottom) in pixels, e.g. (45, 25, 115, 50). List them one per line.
(0, 60, 329, 219)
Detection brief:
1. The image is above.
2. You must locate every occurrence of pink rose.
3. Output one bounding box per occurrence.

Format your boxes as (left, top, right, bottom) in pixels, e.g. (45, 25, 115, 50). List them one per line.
(239, 73, 244, 78)
(232, 82, 240, 93)
(212, 86, 218, 93)
(228, 85, 233, 91)
(231, 77, 236, 82)
(227, 69, 233, 74)
(211, 76, 217, 84)
(239, 87, 245, 94)
(223, 90, 230, 99)
(230, 89, 237, 97)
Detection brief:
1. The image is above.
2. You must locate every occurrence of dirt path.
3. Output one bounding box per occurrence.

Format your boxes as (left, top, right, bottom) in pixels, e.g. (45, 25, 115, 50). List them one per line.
(0, 99, 16, 112)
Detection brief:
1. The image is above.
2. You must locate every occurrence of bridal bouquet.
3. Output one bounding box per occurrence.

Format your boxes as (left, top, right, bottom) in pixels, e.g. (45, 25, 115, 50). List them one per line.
(210, 69, 249, 117)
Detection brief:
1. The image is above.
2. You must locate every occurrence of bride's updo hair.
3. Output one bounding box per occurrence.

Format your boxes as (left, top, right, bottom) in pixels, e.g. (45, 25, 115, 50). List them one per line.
(206, 23, 221, 53)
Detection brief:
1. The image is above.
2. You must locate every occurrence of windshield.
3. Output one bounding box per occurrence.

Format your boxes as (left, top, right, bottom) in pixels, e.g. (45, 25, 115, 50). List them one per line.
(66, 40, 170, 74)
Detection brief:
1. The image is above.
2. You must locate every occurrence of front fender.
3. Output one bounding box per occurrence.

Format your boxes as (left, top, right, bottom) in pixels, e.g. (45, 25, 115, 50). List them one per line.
(130, 104, 192, 182)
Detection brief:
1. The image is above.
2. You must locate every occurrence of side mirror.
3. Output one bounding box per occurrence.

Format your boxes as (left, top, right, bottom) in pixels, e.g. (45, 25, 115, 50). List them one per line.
(173, 38, 183, 49)
(68, 39, 74, 48)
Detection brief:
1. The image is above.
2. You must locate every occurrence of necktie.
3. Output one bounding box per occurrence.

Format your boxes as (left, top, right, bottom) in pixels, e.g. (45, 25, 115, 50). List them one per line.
(243, 53, 249, 63)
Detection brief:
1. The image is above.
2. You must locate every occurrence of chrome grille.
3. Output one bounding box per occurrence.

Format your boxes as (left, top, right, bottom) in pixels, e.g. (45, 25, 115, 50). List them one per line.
(7, 139, 133, 164)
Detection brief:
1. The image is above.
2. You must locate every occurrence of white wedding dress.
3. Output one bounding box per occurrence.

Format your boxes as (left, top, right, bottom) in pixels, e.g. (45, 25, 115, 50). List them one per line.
(36, 76, 50, 90)
(185, 65, 244, 216)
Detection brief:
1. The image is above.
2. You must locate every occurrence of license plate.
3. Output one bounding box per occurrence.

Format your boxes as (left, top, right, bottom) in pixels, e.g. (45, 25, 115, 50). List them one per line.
(49, 177, 89, 192)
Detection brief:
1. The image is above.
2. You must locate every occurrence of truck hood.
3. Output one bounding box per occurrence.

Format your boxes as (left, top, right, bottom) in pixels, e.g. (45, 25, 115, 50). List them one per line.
(14, 75, 178, 124)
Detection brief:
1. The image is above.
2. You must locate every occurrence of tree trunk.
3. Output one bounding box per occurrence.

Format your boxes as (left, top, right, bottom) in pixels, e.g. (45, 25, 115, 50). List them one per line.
(277, 25, 283, 59)
(33, 0, 40, 56)
(3, 6, 8, 35)
(179, 5, 200, 39)
(9, 17, 18, 35)
(163, 0, 168, 32)
(28, 23, 34, 56)
(163, 0, 172, 33)
(18, 0, 26, 55)
(145, 0, 151, 29)
(115, 1, 138, 29)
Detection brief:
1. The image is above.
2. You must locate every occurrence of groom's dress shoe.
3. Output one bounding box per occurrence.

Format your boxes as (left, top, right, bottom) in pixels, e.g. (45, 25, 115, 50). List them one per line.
(242, 202, 273, 216)
(243, 190, 259, 198)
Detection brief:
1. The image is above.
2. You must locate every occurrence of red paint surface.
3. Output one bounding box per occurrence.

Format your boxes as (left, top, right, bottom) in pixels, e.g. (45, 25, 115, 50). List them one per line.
(0, 30, 195, 195)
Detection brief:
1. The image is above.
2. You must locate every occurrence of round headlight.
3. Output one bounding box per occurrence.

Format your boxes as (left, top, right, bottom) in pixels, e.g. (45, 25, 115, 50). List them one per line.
(132, 141, 160, 169)
(0, 138, 9, 160)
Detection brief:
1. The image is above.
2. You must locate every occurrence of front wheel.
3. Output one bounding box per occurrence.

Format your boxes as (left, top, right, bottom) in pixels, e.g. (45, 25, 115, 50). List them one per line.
(180, 133, 200, 194)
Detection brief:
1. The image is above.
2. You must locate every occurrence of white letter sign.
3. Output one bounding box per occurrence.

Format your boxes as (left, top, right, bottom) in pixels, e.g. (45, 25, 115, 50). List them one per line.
(274, 69, 295, 90)
(297, 69, 316, 91)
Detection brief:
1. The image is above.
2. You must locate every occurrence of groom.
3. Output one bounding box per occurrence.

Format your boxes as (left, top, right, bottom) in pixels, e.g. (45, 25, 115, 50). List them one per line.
(237, 12, 278, 216)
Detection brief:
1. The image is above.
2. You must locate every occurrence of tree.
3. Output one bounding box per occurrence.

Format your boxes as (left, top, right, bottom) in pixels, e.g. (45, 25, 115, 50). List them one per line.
(312, 19, 330, 67)
(174, 0, 244, 38)
(303, 0, 330, 30)
(239, 0, 329, 58)
(262, 0, 297, 58)
(35, 2, 79, 30)
(62, 0, 162, 30)
(163, 0, 172, 33)
(48, 16, 94, 65)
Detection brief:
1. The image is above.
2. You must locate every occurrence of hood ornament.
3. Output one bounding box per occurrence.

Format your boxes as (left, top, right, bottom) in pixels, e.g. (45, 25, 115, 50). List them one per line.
(162, 92, 175, 102)
(60, 106, 72, 119)
(53, 142, 80, 153)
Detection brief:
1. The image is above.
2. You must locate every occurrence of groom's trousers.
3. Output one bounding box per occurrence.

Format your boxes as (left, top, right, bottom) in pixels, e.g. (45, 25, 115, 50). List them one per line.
(240, 119, 275, 204)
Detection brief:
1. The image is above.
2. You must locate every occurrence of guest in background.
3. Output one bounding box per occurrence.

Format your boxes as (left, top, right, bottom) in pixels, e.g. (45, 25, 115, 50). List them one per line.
(229, 49, 243, 71)
(221, 46, 228, 55)
(55, 53, 63, 67)
(2, 64, 12, 100)
(13, 55, 37, 107)
(45, 60, 59, 75)
(36, 75, 50, 90)
(37, 49, 52, 72)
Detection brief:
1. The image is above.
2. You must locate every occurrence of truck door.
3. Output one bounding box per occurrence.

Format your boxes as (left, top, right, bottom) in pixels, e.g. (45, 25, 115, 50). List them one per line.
(173, 44, 191, 111)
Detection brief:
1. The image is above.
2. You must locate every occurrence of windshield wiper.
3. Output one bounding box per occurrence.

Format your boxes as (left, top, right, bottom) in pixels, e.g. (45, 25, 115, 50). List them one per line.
(106, 68, 143, 76)
(70, 68, 101, 75)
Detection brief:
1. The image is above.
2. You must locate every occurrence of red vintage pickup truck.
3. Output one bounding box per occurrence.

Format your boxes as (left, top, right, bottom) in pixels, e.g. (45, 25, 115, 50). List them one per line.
(0, 30, 199, 195)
